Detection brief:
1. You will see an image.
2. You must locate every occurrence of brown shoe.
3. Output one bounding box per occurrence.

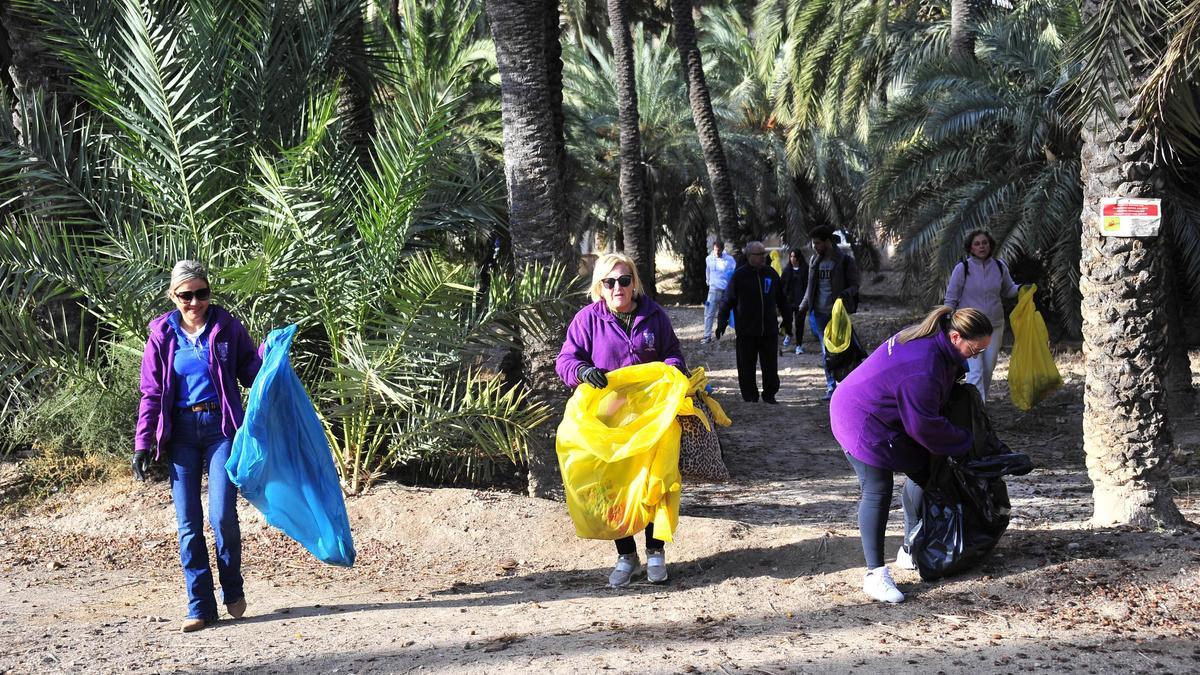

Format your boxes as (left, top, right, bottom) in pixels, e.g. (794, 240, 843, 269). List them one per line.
(227, 597, 247, 619)
(180, 618, 207, 633)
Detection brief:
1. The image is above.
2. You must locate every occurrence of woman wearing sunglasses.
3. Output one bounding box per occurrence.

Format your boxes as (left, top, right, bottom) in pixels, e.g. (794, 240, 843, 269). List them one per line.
(132, 260, 263, 632)
(829, 305, 992, 604)
(556, 252, 686, 587)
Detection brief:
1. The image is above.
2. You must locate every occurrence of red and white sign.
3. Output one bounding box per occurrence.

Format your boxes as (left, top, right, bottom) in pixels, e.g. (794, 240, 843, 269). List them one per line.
(1100, 198, 1161, 237)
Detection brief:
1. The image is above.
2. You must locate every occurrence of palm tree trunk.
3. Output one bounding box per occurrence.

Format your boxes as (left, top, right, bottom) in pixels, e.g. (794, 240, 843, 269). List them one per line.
(486, 0, 576, 499)
(669, 0, 742, 250)
(607, 0, 654, 296)
(1077, 1, 1183, 528)
(949, 0, 981, 62)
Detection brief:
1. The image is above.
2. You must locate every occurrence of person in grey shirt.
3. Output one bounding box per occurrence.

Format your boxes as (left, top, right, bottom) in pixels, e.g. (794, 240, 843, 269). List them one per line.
(798, 227, 860, 400)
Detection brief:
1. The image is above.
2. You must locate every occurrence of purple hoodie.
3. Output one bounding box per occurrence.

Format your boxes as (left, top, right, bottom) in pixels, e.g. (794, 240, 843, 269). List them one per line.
(830, 330, 972, 473)
(556, 298, 685, 387)
(136, 306, 262, 458)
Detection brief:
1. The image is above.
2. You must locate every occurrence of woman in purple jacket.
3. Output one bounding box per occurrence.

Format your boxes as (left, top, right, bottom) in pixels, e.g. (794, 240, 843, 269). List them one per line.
(133, 261, 262, 632)
(830, 306, 992, 604)
(556, 252, 686, 588)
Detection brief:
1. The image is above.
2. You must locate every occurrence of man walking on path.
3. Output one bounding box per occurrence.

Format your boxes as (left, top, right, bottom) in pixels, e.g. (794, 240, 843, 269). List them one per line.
(717, 241, 790, 403)
(703, 241, 736, 344)
(798, 227, 860, 400)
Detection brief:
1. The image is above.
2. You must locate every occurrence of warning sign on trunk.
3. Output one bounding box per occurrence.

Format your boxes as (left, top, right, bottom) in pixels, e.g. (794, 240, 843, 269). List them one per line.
(1100, 198, 1161, 237)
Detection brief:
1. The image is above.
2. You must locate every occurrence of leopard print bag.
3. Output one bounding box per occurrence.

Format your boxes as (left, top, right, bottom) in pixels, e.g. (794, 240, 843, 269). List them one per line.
(678, 398, 729, 482)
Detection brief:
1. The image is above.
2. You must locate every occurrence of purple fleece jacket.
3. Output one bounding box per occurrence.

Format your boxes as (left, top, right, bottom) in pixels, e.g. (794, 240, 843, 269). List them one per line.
(555, 298, 685, 387)
(135, 306, 262, 458)
(829, 330, 973, 473)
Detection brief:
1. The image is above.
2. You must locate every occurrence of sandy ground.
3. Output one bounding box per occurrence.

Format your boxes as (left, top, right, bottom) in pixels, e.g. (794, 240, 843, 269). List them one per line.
(3, 275, 1200, 675)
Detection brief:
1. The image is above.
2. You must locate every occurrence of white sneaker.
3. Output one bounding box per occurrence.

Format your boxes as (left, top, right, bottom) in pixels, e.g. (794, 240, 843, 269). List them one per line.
(782, 335, 792, 348)
(646, 549, 668, 584)
(895, 546, 917, 571)
(794, 345, 805, 355)
(863, 566, 905, 603)
(608, 554, 639, 588)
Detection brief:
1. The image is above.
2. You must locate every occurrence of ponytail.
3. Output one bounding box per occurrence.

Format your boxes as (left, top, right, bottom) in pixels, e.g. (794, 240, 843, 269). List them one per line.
(897, 306, 992, 344)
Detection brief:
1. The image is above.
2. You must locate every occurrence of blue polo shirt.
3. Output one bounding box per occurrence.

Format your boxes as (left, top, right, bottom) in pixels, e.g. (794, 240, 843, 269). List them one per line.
(167, 311, 218, 408)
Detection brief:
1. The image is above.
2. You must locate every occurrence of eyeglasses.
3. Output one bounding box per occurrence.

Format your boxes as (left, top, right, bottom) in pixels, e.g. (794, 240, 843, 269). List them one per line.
(600, 275, 633, 290)
(967, 342, 987, 357)
(175, 288, 211, 303)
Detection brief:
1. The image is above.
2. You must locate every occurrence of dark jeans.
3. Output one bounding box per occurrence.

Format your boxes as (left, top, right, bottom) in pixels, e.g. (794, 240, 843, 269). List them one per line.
(169, 408, 242, 620)
(734, 334, 779, 401)
(615, 523, 663, 555)
(788, 308, 806, 344)
(844, 452, 929, 570)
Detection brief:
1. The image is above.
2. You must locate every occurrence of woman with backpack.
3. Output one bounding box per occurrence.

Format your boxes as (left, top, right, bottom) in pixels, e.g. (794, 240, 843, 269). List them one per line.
(943, 230, 1020, 401)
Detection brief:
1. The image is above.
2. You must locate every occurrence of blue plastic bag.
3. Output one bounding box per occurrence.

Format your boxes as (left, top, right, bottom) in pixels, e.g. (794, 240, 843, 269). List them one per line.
(227, 324, 356, 566)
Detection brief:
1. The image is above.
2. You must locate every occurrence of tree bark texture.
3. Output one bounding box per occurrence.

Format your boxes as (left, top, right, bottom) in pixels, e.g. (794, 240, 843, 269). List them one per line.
(607, 0, 654, 296)
(669, 0, 742, 250)
(949, 0, 982, 62)
(1078, 0, 1183, 527)
(486, 0, 575, 500)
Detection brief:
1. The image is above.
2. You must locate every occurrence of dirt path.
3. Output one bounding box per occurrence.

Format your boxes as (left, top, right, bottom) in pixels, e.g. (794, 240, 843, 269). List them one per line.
(3, 288, 1200, 674)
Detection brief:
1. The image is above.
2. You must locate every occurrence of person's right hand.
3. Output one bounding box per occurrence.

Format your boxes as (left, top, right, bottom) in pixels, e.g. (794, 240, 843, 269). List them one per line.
(131, 450, 151, 482)
(715, 326, 725, 340)
(579, 365, 608, 389)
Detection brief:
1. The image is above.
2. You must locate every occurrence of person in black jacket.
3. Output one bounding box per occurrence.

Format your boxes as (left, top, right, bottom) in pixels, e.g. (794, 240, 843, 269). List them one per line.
(716, 241, 791, 403)
(780, 248, 809, 355)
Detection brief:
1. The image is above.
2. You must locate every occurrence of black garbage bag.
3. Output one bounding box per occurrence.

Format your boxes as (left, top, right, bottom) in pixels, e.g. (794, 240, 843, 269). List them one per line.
(906, 384, 1033, 581)
(825, 329, 867, 382)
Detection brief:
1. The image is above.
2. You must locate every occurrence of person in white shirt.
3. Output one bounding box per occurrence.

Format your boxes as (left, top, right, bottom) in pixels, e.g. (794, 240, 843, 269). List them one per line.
(703, 241, 736, 344)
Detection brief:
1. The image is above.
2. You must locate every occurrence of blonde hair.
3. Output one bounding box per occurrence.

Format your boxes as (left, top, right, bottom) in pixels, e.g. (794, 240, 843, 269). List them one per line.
(167, 260, 209, 297)
(896, 306, 992, 344)
(589, 252, 644, 302)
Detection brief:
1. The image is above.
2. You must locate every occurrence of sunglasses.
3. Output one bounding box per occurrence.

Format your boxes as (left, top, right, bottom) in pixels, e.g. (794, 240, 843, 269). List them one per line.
(600, 275, 634, 290)
(175, 288, 211, 303)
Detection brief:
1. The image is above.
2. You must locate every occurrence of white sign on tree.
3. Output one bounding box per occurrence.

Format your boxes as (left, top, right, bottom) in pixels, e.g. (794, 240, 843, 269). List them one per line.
(1099, 198, 1161, 237)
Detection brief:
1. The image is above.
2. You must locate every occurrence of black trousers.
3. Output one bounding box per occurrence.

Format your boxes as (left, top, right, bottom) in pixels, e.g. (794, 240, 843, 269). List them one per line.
(615, 523, 663, 555)
(735, 334, 779, 401)
(788, 308, 805, 343)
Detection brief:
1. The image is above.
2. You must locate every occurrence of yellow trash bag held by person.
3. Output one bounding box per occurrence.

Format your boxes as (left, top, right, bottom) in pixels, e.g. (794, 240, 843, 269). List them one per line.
(556, 362, 706, 542)
(823, 298, 867, 381)
(1008, 284, 1063, 410)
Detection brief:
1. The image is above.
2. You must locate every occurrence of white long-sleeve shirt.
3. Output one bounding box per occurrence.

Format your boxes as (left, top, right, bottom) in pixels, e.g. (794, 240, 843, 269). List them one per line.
(705, 252, 735, 291)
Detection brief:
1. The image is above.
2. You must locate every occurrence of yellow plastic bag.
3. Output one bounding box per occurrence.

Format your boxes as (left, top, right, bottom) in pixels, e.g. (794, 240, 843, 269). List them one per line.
(1008, 284, 1063, 410)
(823, 298, 852, 353)
(556, 362, 704, 542)
(685, 367, 732, 431)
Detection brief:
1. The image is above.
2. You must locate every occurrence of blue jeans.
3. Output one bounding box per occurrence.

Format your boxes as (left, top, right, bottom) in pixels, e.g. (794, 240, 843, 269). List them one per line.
(808, 311, 836, 391)
(169, 408, 242, 620)
(703, 286, 725, 340)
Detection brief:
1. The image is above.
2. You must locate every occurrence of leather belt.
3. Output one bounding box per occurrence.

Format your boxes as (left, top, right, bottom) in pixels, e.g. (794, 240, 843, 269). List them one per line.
(188, 400, 219, 413)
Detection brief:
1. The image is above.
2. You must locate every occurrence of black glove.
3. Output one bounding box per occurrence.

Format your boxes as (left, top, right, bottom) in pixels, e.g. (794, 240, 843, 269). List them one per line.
(578, 365, 608, 389)
(131, 450, 151, 482)
(715, 326, 725, 340)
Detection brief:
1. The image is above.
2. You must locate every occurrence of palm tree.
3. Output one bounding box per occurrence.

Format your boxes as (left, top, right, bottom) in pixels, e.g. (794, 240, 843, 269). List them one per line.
(607, 0, 654, 295)
(866, 1, 1084, 326)
(1072, 0, 1188, 527)
(0, 0, 569, 494)
(485, 0, 578, 498)
(950, 0, 984, 61)
(669, 0, 742, 249)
